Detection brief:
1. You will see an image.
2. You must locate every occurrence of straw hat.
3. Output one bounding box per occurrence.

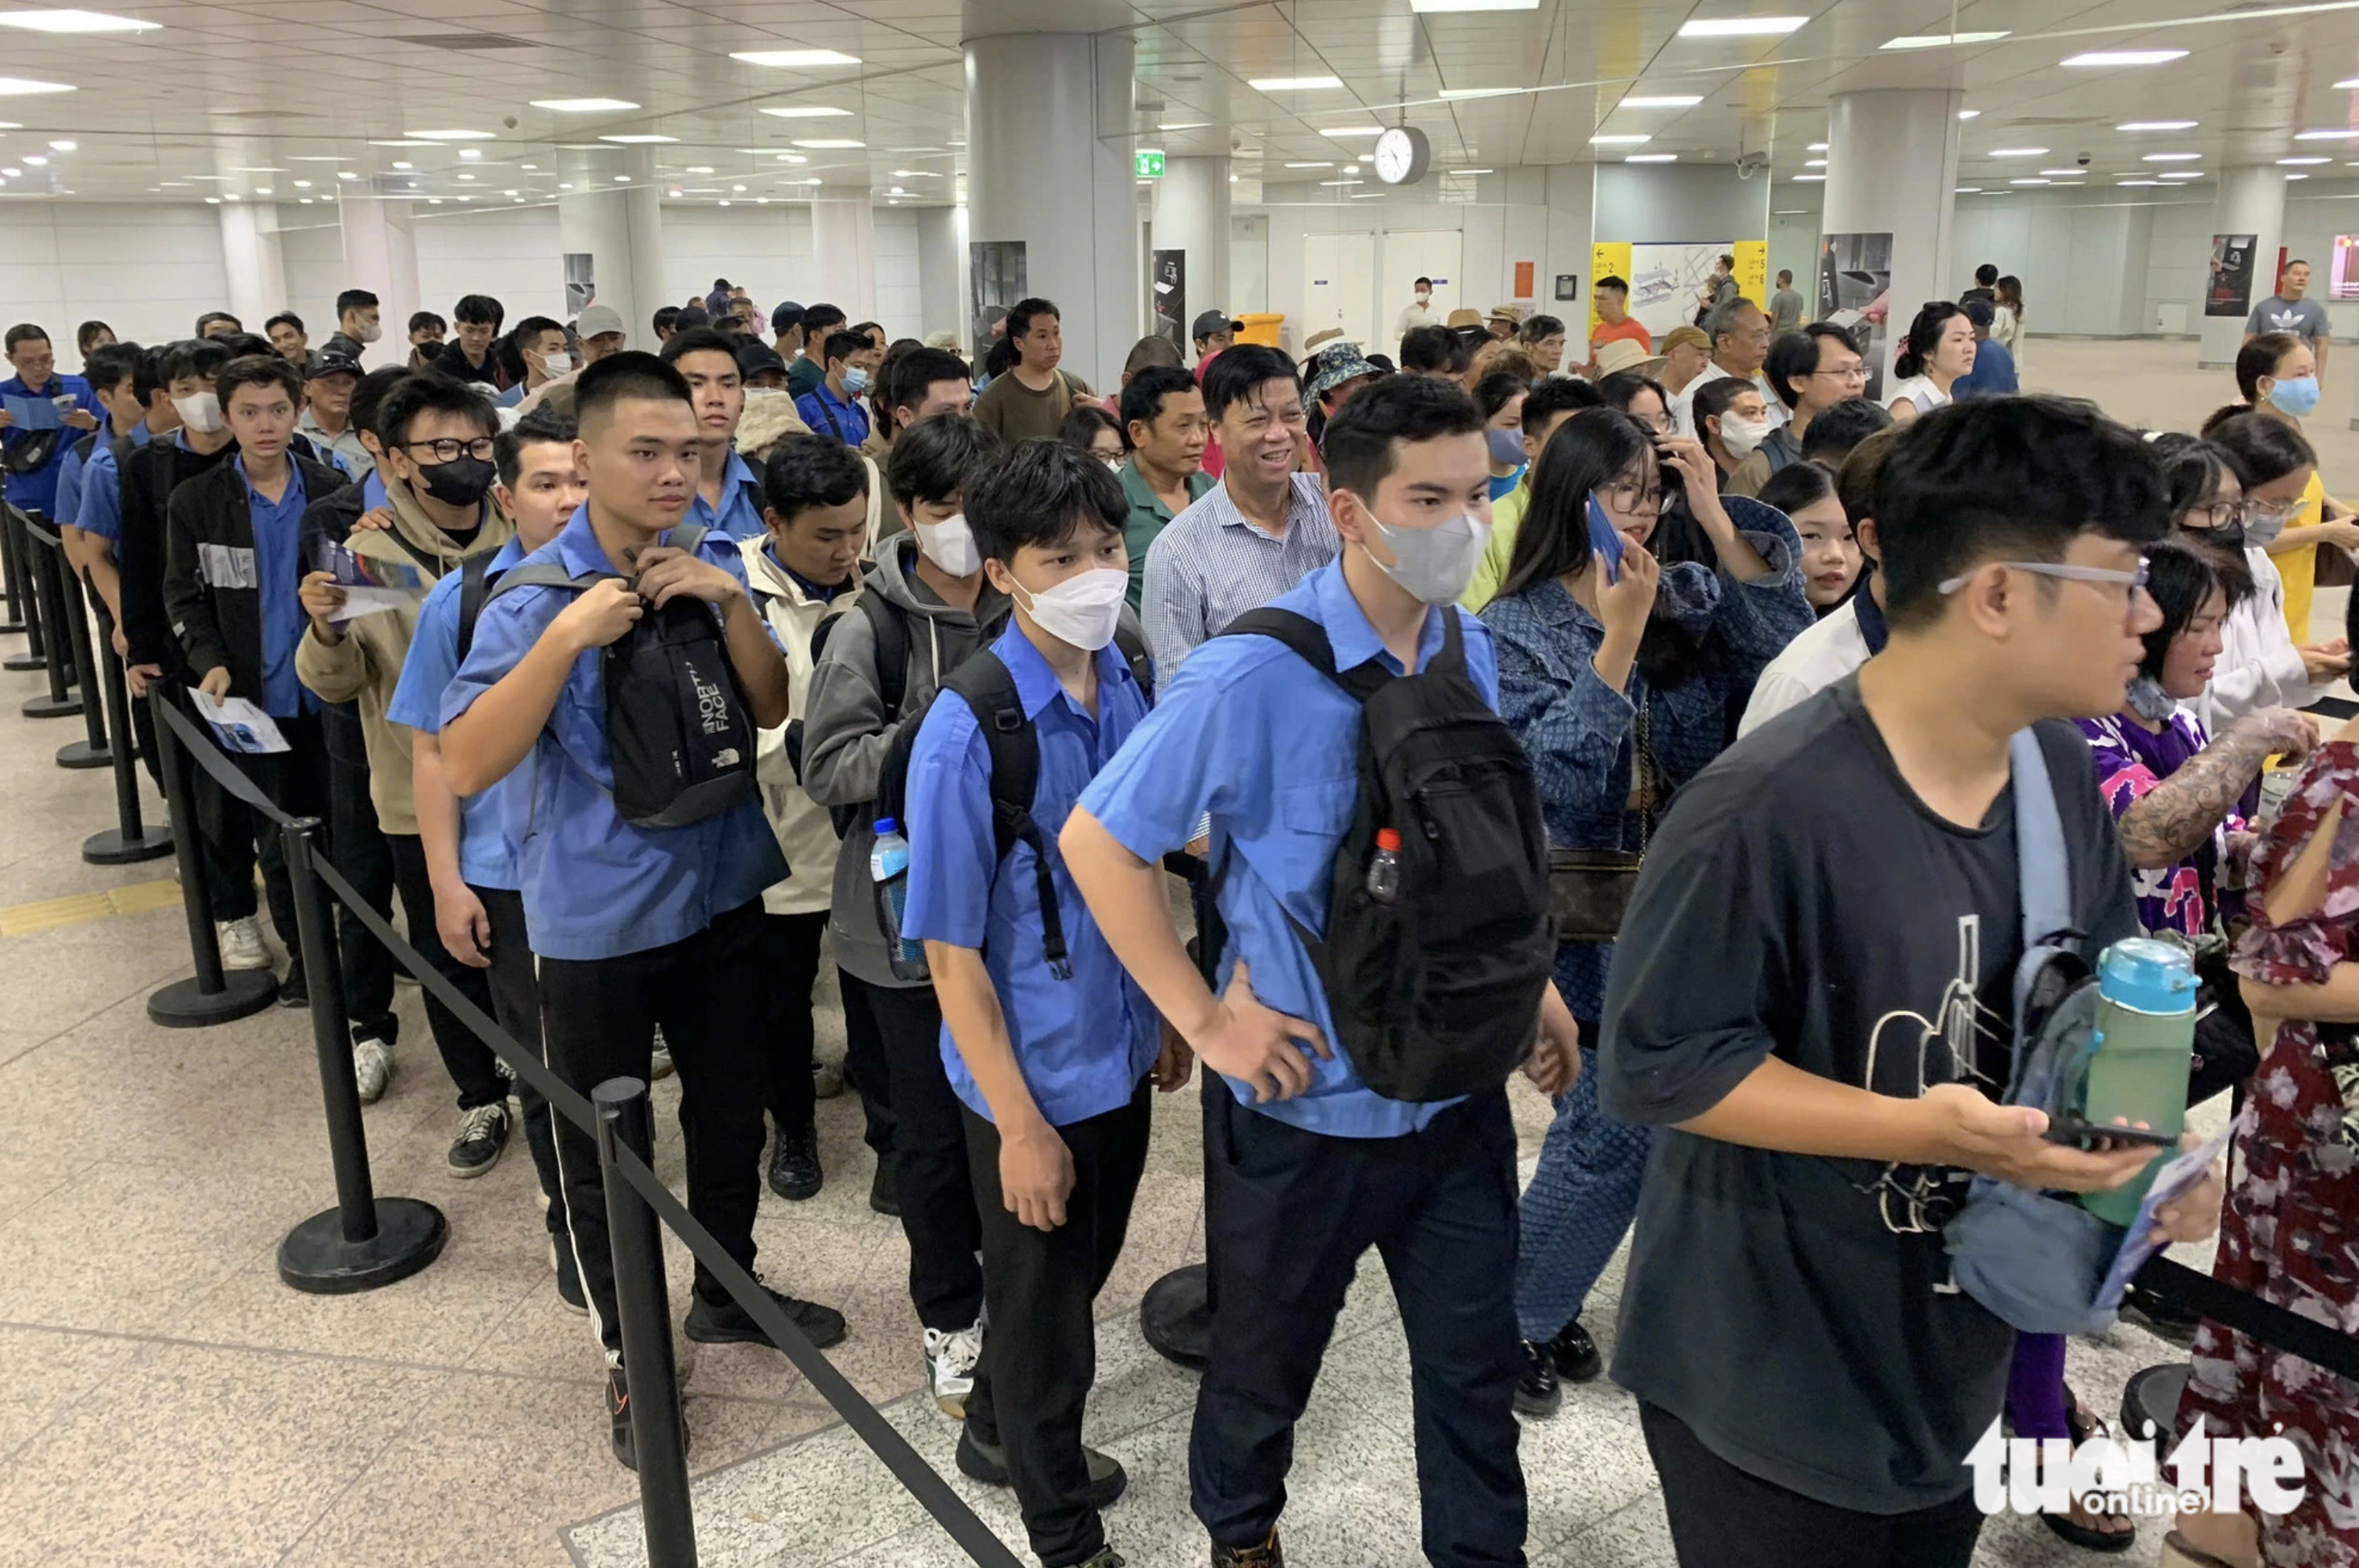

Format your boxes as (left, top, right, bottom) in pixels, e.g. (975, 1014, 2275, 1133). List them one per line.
(1593, 336, 1668, 379)
(1445, 307, 1484, 330)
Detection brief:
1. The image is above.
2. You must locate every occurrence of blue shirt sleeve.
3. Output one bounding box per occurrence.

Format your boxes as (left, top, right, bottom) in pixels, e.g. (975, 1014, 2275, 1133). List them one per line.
(75, 452, 122, 541)
(901, 695, 998, 950)
(389, 575, 465, 732)
(52, 444, 87, 529)
(442, 584, 564, 731)
(1080, 643, 1275, 864)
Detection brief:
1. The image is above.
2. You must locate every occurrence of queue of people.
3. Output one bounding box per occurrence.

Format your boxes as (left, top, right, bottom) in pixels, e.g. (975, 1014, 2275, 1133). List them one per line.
(11, 251, 2359, 1568)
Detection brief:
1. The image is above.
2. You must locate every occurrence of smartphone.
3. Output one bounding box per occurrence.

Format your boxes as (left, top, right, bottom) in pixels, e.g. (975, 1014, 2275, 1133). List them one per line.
(2044, 1116, 2179, 1150)
(1585, 492, 1626, 585)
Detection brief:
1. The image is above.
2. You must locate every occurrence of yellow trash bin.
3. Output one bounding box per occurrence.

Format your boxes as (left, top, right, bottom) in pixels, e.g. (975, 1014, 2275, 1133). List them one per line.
(1237, 313, 1283, 348)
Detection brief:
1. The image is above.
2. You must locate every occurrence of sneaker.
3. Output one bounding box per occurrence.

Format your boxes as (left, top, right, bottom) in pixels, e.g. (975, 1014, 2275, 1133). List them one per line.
(276, 959, 308, 1009)
(351, 1034, 393, 1104)
(217, 915, 271, 971)
(684, 1278, 848, 1351)
(1210, 1531, 1284, 1567)
(1513, 1339, 1562, 1417)
(608, 1368, 635, 1470)
(1077, 1553, 1127, 1568)
(448, 1101, 510, 1177)
(551, 1235, 588, 1314)
(925, 1322, 984, 1417)
(956, 1425, 1127, 1509)
(768, 1124, 823, 1201)
(649, 1025, 675, 1081)
(1547, 1318, 1602, 1384)
(812, 1058, 845, 1099)
(870, 1158, 902, 1217)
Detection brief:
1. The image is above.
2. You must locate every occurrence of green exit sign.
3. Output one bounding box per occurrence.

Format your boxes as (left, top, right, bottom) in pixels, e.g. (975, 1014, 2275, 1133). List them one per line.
(1136, 150, 1166, 178)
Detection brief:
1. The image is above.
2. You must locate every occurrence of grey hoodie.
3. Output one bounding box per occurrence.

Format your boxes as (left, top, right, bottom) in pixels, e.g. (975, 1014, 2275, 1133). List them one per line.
(800, 531, 1010, 987)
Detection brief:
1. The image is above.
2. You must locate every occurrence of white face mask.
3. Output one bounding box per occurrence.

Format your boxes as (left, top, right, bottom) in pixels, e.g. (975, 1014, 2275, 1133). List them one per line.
(357, 321, 383, 345)
(1718, 411, 1772, 460)
(172, 390, 223, 435)
(1363, 511, 1491, 605)
(1010, 565, 1127, 651)
(1103, 455, 1124, 474)
(914, 512, 981, 576)
(539, 350, 574, 378)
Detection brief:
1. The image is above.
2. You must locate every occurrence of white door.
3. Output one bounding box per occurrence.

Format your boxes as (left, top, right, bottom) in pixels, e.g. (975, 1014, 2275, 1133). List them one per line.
(1384, 229, 1464, 342)
(1302, 231, 1375, 354)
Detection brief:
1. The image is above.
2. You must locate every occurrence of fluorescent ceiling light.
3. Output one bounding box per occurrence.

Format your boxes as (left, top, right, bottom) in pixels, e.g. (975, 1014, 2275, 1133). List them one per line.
(370, 140, 436, 147)
(1791, 173, 1823, 182)
(23, 155, 43, 165)
(2288, 171, 2311, 179)
(391, 161, 412, 169)
(1320, 126, 1385, 137)
(2118, 179, 2163, 187)
(1958, 109, 1980, 119)
(1451, 167, 1493, 174)
(289, 156, 350, 163)
(1440, 88, 1525, 100)
(230, 165, 283, 172)
(2011, 177, 2051, 185)
(530, 98, 638, 113)
(337, 171, 356, 180)
(1410, 0, 1539, 10)
(2063, 49, 2186, 67)
(2161, 171, 2206, 179)
(2142, 151, 2200, 161)
(684, 165, 714, 173)
(1954, 186, 1982, 193)
(0, 8, 153, 31)
(1882, 31, 2009, 49)
(459, 148, 481, 159)
(2295, 128, 2359, 139)
(2340, 76, 2359, 88)
(602, 134, 678, 144)
(44, 139, 71, 150)
(1678, 15, 1805, 37)
(758, 105, 851, 118)
(1622, 94, 1704, 107)
(891, 169, 940, 177)
(1284, 160, 1334, 168)
(614, 174, 630, 182)
(1807, 142, 1828, 151)
(1626, 153, 1678, 163)
(2281, 155, 2332, 165)
(2039, 168, 2087, 177)
(1318, 178, 1363, 186)
(1249, 76, 1341, 91)
(1805, 158, 1825, 167)
(1989, 147, 2048, 157)
(731, 48, 861, 67)
(791, 138, 863, 149)
(1159, 122, 1208, 130)
(407, 129, 495, 141)
(1589, 134, 1651, 146)
(0, 78, 76, 95)
(2118, 120, 2196, 130)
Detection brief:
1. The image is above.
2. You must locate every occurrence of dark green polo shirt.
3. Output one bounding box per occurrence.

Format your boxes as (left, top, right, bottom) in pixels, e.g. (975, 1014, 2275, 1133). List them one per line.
(1118, 458, 1213, 609)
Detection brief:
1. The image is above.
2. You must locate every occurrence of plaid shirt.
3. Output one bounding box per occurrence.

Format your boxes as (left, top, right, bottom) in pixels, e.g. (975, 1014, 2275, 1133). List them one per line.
(1139, 471, 1338, 674)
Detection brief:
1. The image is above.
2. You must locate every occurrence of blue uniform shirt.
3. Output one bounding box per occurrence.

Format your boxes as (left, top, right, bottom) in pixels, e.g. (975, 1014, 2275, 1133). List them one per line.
(689, 451, 767, 540)
(69, 421, 149, 543)
(361, 468, 388, 512)
(1080, 556, 1498, 1138)
(1, 373, 100, 518)
(903, 624, 1159, 1129)
(242, 454, 316, 720)
(795, 383, 871, 448)
(440, 505, 787, 960)
(388, 535, 527, 891)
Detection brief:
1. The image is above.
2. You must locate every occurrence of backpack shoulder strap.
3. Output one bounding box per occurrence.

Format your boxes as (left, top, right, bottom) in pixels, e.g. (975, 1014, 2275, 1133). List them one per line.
(667, 520, 709, 558)
(860, 587, 911, 717)
(2010, 727, 2074, 951)
(456, 553, 496, 665)
(943, 651, 1071, 980)
(1222, 605, 1390, 701)
(485, 561, 609, 602)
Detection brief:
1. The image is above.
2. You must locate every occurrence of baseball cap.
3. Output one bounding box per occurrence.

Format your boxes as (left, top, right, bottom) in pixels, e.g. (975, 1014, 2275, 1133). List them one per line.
(1593, 337, 1667, 379)
(576, 304, 626, 340)
(1192, 308, 1244, 340)
(1304, 341, 1381, 405)
(734, 339, 787, 379)
(1960, 297, 1995, 331)
(309, 350, 363, 381)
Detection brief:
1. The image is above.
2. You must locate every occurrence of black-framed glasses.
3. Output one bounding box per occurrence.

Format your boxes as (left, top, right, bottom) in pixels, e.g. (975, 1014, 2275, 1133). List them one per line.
(1597, 481, 1664, 516)
(405, 436, 496, 463)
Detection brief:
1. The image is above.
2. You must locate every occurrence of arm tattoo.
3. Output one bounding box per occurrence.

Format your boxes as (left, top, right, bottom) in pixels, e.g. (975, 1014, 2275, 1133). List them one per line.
(2115, 721, 2280, 869)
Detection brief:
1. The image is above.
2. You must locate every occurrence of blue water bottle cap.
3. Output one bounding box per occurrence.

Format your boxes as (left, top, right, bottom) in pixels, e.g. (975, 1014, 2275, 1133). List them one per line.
(2095, 937, 2199, 1016)
(874, 816, 898, 835)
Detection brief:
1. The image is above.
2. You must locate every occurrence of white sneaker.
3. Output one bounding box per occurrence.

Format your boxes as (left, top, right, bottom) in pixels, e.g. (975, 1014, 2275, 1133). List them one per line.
(812, 1058, 845, 1100)
(217, 916, 271, 972)
(352, 1035, 395, 1104)
(925, 1322, 985, 1417)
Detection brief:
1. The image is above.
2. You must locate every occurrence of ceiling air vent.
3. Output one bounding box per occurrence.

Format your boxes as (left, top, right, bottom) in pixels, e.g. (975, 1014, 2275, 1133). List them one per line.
(391, 32, 539, 51)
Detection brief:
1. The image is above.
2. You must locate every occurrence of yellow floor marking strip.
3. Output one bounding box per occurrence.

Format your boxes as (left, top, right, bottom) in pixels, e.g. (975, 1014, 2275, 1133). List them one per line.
(0, 878, 182, 938)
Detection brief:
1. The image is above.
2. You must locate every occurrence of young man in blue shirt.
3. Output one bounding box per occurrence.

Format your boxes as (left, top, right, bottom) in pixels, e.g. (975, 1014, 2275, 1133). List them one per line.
(662, 327, 766, 539)
(1062, 375, 1580, 1568)
(437, 353, 845, 1468)
(58, 341, 150, 601)
(389, 407, 587, 1306)
(904, 439, 1183, 1568)
(795, 328, 878, 448)
(1, 322, 103, 521)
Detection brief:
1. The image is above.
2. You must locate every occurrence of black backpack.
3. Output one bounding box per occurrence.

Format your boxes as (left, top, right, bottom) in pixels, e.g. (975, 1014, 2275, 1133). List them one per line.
(490, 522, 758, 829)
(1221, 605, 1556, 1100)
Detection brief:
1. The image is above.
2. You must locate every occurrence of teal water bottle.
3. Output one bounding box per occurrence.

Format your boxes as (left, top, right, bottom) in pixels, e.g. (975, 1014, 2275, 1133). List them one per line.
(2077, 938, 2196, 1227)
(870, 817, 929, 981)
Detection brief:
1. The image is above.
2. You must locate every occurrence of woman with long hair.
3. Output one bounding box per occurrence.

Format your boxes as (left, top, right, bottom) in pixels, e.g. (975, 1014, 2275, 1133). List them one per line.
(1058, 402, 1126, 467)
(1993, 274, 2026, 356)
(1475, 369, 1530, 501)
(2208, 334, 2359, 648)
(1481, 406, 1812, 1415)
(1753, 458, 1858, 614)
(1885, 300, 1976, 420)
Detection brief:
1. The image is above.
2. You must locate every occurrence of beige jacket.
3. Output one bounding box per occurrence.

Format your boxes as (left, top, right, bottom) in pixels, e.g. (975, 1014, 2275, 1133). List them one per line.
(746, 538, 862, 916)
(294, 481, 513, 833)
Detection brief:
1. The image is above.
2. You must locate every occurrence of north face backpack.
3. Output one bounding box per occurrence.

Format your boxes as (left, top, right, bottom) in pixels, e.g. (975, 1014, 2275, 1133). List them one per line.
(1221, 605, 1555, 1101)
(490, 522, 758, 829)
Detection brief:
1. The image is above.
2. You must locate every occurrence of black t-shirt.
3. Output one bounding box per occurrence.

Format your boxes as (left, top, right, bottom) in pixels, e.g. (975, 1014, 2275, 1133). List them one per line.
(1598, 675, 2137, 1514)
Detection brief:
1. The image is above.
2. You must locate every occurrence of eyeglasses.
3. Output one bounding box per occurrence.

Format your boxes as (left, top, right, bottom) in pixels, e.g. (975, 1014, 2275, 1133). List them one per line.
(1937, 557, 2151, 596)
(1811, 364, 1870, 382)
(404, 436, 496, 464)
(1597, 481, 1664, 516)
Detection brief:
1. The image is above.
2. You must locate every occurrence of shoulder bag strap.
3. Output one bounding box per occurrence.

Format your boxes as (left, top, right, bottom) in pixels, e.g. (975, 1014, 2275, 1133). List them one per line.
(456, 552, 495, 665)
(2010, 727, 2074, 951)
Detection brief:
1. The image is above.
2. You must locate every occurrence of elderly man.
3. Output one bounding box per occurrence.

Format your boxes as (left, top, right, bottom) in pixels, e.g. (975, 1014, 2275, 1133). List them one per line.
(1671, 295, 1784, 439)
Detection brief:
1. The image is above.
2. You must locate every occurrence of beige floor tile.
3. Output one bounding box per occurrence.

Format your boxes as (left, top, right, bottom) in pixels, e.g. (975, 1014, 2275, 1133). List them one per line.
(0, 1324, 143, 1463)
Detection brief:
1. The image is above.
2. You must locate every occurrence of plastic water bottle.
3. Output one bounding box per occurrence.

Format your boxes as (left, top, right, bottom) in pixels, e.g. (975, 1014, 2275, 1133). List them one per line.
(870, 817, 929, 980)
(2078, 938, 2196, 1228)
(1365, 827, 1403, 904)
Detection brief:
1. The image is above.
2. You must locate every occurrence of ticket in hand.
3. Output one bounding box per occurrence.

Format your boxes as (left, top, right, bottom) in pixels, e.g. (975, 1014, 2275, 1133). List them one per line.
(312, 537, 429, 594)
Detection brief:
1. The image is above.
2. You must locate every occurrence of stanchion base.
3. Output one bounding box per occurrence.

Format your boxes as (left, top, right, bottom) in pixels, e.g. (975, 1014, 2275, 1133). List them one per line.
(22, 691, 82, 720)
(0, 615, 24, 634)
(84, 825, 173, 864)
(4, 650, 48, 671)
(2119, 1363, 2190, 1443)
(1141, 1263, 1212, 1371)
(55, 739, 109, 769)
(278, 1198, 448, 1294)
(147, 968, 278, 1028)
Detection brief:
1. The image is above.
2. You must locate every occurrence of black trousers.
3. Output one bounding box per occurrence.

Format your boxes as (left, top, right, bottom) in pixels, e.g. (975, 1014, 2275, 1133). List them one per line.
(539, 899, 773, 1360)
(328, 751, 399, 1043)
(844, 975, 982, 1331)
(218, 713, 329, 952)
(477, 885, 567, 1237)
(1192, 1087, 1527, 1567)
(838, 967, 896, 1157)
(1640, 1401, 1984, 1568)
(763, 911, 827, 1134)
(385, 832, 509, 1112)
(964, 1079, 1154, 1568)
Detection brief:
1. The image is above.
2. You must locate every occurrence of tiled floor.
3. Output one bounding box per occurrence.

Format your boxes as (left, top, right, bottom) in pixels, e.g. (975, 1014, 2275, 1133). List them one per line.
(0, 336, 2322, 1567)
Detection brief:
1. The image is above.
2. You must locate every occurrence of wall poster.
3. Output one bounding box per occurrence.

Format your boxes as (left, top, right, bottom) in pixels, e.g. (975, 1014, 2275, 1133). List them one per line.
(1816, 231, 1893, 401)
(2206, 233, 2258, 319)
(563, 254, 595, 316)
(969, 241, 1027, 356)
(1152, 248, 1187, 352)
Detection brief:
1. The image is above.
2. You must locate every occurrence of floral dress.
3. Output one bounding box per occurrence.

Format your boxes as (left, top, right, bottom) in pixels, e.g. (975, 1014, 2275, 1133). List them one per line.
(2179, 739, 2359, 1564)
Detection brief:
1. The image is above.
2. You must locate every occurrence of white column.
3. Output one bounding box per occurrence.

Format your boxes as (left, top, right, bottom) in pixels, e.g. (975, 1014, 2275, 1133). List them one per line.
(220, 201, 290, 337)
(915, 205, 964, 352)
(1823, 89, 1963, 386)
(337, 196, 419, 371)
(558, 148, 664, 349)
(811, 192, 880, 322)
(965, 30, 1138, 388)
(2200, 166, 2287, 371)
(1152, 155, 1231, 345)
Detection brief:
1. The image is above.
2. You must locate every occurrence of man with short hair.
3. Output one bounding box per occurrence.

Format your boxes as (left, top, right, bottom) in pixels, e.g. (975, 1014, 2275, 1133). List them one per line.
(498, 316, 573, 408)
(1192, 308, 1239, 376)
(0, 322, 102, 521)
(1393, 275, 1440, 340)
(436, 295, 506, 386)
(1519, 314, 1568, 376)
(321, 290, 382, 362)
(1796, 395, 1892, 470)
(56, 340, 146, 588)
(2246, 258, 2332, 384)
(405, 309, 445, 369)
(1731, 322, 1866, 497)
(772, 300, 808, 366)
(882, 345, 976, 437)
(1586, 274, 1652, 373)
(1485, 304, 1522, 341)
(266, 312, 320, 375)
(1399, 324, 1470, 382)
(296, 353, 371, 478)
(196, 311, 244, 340)
(795, 329, 881, 448)
(1673, 296, 1784, 439)
(1140, 345, 1338, 673)
(737, 338, 789, 391)
(1602, 398, 2214, 1566)
(787, 303, 847, 398)
(63, 342, 164, 633)
(1952, 298, 2018, 400)
(974, 298, 1092, 444)
(653, 304, 683, 344)
(1117, 364, 1212, 609)
(1959, 262, 2000, 309)
(1768, 270, 1805, 335)
(662, 326, 766, 540)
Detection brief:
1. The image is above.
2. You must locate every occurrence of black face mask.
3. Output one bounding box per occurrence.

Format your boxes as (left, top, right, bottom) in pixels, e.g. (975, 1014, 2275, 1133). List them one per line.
(2182, 518, 2244, 551)
(414, 455, 496, 509)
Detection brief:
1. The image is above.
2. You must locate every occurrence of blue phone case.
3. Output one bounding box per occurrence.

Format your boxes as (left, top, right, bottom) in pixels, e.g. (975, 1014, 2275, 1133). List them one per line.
(1587, 493, 1626, 584)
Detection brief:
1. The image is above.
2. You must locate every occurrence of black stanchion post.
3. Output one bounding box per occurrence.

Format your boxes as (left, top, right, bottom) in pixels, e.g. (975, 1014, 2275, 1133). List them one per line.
(275, 814, 447, 1294)
(19, 520, 81, 720)
(144, 706, 278, 1026)
(596, 1078, 699, 1568)
(53, 559, 109, 769)
(82, 596, 171, 864)
(0, 504, 38, 653)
